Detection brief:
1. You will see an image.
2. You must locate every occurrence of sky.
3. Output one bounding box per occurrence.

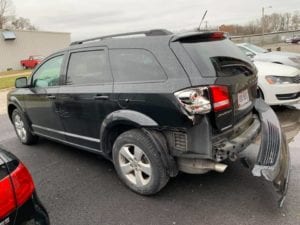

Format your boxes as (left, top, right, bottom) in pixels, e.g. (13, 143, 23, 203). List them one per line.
(12, 0, 300, 41)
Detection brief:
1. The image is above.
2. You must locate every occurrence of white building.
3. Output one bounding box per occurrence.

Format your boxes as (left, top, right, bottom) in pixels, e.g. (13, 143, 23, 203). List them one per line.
(0, 29, 71, 71)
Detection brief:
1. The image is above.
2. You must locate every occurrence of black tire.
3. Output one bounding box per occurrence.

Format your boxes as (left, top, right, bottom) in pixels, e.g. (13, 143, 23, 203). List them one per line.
(12, 109, 38, 145)
(112, 129, 169, 195)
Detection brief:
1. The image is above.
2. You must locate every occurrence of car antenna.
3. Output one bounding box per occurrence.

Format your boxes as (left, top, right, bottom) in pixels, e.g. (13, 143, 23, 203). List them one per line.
(198, 10, 208, 31)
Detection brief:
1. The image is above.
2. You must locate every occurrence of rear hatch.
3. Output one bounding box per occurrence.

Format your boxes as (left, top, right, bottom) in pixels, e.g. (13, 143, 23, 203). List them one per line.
(171, 32, 257, 133)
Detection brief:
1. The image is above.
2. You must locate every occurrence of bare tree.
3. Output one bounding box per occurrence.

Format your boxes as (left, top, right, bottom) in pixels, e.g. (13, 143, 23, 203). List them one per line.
(291, 11, 300, 30)
(0, 0, 14, 29)
(284, 13, 292, 30)
(244, 19, 261, 34)
(11, 17, 36, 30)
(220, 11, 300, 36)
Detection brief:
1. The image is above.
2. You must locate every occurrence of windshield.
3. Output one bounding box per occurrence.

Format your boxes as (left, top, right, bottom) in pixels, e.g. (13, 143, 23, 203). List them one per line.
(244, 43, 268, 53)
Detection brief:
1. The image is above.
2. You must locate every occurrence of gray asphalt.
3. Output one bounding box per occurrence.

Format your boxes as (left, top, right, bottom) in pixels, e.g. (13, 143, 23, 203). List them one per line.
(0, 111, 299, 225)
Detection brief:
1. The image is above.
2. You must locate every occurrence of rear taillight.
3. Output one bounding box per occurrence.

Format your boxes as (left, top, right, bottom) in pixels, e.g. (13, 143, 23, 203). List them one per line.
(175, 87, 211, 114)
(0, 163, 34, 219)
(210, 85, 231, 112)
(11, 163, 35, 206)
(209, 32, 225, 40)
(0, 175, 16, 219)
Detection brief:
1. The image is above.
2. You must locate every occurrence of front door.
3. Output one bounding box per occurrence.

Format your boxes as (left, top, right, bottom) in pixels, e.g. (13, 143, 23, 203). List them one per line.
(24, 54, 65, 140)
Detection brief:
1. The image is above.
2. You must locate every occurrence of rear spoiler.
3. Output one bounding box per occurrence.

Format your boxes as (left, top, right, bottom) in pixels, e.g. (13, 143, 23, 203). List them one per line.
(171, 31, 227, 42)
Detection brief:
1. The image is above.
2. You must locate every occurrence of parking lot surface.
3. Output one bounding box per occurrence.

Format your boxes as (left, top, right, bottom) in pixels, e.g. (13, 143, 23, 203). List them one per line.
(0, 90, 299, 225)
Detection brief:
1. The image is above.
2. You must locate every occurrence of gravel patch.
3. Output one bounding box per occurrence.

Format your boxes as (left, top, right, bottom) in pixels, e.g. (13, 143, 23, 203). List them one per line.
(0, 89, 11, 115)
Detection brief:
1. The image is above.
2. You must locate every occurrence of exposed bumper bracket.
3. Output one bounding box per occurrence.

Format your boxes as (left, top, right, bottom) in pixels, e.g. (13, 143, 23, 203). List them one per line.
(240, 99, 290, 207)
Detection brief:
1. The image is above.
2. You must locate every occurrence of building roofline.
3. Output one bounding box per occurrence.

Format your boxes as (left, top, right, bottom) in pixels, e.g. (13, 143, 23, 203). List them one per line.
(0, 29, 70, 35)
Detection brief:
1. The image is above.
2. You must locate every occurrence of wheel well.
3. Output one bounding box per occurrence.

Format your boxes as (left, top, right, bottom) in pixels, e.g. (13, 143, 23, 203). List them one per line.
(8, 104, 17, 121)
(102, 123, 139, 155)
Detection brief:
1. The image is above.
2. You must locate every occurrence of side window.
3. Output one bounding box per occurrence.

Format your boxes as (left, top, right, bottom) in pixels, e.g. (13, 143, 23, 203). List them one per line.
(32, 55, 63, 88)
(109, 49, 167, 83)
(66, 50, 111, 85)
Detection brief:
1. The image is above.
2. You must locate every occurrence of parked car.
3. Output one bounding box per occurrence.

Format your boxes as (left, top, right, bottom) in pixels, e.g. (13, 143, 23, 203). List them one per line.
(254, 61, 300, 106)
(237, 42, 300, 69)
(20, 55, 45, 69)
(7, 30, 290, 206)
(0, 147, 49, 225)
(291, 36, 300, 44)
(285, 36, 300, 44)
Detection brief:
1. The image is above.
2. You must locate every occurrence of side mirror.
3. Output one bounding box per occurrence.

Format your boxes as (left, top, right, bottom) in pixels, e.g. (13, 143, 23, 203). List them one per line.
(15, 77, 28, 88)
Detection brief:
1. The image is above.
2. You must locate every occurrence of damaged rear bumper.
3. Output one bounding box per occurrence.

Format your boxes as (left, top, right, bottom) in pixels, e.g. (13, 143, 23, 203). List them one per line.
(240, 99, 290, 207)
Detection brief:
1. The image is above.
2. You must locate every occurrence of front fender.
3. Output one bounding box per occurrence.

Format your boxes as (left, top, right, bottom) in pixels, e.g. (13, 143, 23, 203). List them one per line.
(7, 95, 26, 121)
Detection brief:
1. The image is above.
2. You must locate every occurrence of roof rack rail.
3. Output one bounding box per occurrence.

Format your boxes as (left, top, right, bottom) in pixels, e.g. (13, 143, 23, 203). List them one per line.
(70, 29, 173, 46)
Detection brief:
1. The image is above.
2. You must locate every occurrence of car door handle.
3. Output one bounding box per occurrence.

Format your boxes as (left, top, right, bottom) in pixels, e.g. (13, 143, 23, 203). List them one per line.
(46, 95, 56, 100)
(94, 95, 109, 100)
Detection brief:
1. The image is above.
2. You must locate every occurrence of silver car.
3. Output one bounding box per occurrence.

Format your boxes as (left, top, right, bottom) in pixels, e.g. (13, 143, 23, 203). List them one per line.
(237, 43, 300, 69)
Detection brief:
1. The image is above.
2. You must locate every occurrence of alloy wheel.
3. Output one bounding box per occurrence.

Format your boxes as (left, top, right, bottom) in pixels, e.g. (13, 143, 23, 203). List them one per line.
(14, 114, 27, 142)
(118, 144, 152, 187)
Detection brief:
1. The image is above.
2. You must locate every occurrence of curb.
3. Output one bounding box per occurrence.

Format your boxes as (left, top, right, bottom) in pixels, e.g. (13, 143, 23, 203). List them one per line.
(281, 122, 299, 129)
(0, 72, 31, 78)
(0, 88, 14, 92)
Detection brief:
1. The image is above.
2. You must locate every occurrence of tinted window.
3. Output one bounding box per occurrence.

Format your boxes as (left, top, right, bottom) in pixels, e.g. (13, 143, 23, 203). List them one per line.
(109, 49, 166, 83)
(67, 50, 111, 85)
(33, 55, 63, 88)
(0, 158, 8, 180)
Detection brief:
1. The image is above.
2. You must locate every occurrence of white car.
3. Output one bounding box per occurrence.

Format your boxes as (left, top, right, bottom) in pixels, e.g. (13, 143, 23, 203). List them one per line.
(237, 43, 300, 69)
(254, 61, 300, 106)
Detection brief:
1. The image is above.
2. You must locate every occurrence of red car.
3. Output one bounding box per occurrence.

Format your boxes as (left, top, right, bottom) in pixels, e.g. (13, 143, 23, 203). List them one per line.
(0, 147, 49, 225)
(20, 56, 44, 69)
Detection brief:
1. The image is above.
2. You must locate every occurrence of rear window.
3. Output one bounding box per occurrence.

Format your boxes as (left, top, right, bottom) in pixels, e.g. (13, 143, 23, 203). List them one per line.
(0, 158, 8, 180)
(0, 151, 19, 180)
(182, 39, 255, 77)
(109, 49, 167, 83)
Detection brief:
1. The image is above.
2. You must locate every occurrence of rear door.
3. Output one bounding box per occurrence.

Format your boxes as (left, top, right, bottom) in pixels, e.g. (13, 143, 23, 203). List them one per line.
(171, 35, 257, 133)
(58, 47, 114, 150)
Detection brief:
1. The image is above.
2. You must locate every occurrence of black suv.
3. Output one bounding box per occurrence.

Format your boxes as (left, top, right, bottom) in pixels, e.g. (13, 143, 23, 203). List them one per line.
(7, 30, 289, 206)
